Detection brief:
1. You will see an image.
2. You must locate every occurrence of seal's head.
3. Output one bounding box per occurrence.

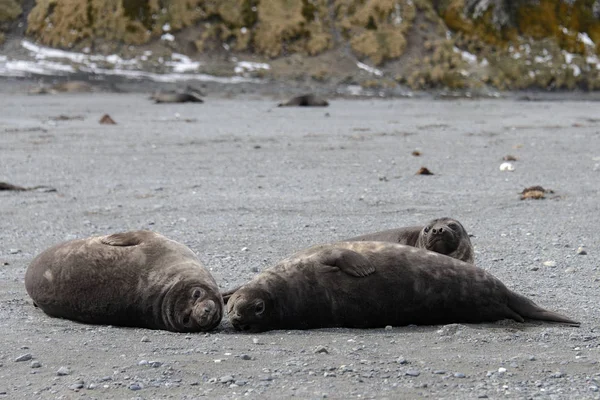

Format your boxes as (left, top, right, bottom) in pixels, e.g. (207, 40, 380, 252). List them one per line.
(418, 218, 468, 256)
(227, 287, 275, 332)
(165, 282, 223, 332)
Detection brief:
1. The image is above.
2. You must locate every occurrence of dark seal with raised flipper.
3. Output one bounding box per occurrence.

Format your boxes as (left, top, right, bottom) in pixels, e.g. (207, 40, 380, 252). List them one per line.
(227, 242, 579, 332)
(349, 217, 474, 264)
(25, 230, 223, 332)
(221, 217, 475, 304)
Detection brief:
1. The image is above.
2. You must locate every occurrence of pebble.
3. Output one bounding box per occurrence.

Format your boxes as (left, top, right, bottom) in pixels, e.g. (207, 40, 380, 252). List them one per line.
(88, 383, 97, 389)
(437, 323, 463, 336)
(252, 338, 261, 345)
(405, 370, 420, 377)
(129, 383, 142, 391)
(385, 325, 392, 330)
(577, 247, 587, 255)
(433, 370, 446, 374)
(8, 249, 21, 254)
(590, 385, 599, 392)
(240, 354, 252, 360)
(149, 361, 162, 368)
(550, 371, 565, 378)
(499, 162, 514, 171)
(138, 360, 148, 366)
(454, 372, 466, 378)
(396, 357, 407, 364)
(498, 367, 507, 374)
(314, 345, 329, 354)
(57, 366, 71, 376)
(219, 375, 234, 384)
(15, 353, 32, 362)
(30, 361, 41, 368)
(140, 336, 150, 342)
(68, 380, 84, 390)
(543, 260, 557, 267)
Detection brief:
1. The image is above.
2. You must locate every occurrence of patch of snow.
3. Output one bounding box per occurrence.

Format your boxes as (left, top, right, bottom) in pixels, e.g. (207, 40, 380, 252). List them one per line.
(571, 64, 581, 77)
(578, 32, 595, 47)
(481, 58, 489, 67)
(241, 27, 248, 34)
(393, 3, 402, 26)
(356, 62, 383, 76)
(234, 61, 270, 74)
(162, 23, 171, 32)
(562, 50, 575, 64)
(0, 40, 259, 83)
(528, 71, 536, 78)
(534, 55, 552, 63)
(161, 33, 175, 42)
(454, 47, 477, 64)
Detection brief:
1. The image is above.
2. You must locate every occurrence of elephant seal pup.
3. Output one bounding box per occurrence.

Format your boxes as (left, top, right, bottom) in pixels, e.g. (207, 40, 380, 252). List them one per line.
(150, 90, 203, 103)
(348, 217, 474, 264)
(278, 94, 329, 107)
(221, 217, 474, 304)
(25, 230, 223, 332)
(227, 242, 579, 332)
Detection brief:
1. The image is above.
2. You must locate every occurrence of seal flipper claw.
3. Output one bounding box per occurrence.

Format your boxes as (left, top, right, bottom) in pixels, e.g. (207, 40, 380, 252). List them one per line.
(321, 249, 375, 277)
(100, 231, 152, 247)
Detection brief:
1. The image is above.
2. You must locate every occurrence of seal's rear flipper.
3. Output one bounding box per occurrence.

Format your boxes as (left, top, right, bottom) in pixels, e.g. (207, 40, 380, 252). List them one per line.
(508, 291, 580, 326)
(321, 248, 375, 277)
(101, 231, 153, 247)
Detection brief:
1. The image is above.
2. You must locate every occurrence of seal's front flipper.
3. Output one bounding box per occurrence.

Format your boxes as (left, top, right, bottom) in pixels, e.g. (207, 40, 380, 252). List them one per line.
(321, 248, 375, 277)
(100, 231, 153, 247)
(221, 286, 242, 304)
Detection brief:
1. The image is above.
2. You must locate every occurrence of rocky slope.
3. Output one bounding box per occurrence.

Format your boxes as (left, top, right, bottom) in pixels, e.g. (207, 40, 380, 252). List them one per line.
(2, 0, 600, 91)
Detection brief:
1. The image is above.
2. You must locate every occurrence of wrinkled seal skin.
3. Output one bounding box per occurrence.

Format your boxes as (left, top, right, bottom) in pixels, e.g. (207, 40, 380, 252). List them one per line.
(349, 217, 474, 264)
(25, 231, 223, 332)
(227, 242, 579, 332)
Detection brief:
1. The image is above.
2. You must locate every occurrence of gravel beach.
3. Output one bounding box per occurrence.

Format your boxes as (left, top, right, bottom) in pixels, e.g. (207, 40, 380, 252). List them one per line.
(1, 91, 599, 399)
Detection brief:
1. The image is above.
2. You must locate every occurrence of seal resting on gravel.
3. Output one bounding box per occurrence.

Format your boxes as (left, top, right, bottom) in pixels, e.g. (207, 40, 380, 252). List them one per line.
(227, 242, 579, 332)
(150, 89, 204, 103)
(348, 217, 474, 264)
(278, 94, 329, 107)
(221, 217, 475, 304)
(25, 230, 223, 332)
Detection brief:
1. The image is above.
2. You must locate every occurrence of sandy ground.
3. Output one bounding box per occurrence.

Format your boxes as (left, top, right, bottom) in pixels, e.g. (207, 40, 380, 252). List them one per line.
(0, 91, 599, 399)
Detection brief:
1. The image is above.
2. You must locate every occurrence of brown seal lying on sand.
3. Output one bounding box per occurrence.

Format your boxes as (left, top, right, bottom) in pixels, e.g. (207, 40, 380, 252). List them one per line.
(278, 94, 329, 107)
(227, 241, 579, 332)
(150, 89, 204, 103)
(25, 230, 223, 332)
(221, 217, 474, 303)
(348, 217, 474, 264)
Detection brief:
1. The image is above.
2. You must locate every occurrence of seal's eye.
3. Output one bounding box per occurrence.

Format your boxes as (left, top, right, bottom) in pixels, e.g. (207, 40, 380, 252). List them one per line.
(254, 300, 265, 316)
(423, 226, 430, 234)
(447, 223, 458, 230)
(192, 289, 202, 299)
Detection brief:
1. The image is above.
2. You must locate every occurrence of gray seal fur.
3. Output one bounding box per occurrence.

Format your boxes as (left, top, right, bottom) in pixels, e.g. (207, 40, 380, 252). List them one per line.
(227, 241, 579, 332)
(25, 230, 223, 332)
(348, 217, 474, 264)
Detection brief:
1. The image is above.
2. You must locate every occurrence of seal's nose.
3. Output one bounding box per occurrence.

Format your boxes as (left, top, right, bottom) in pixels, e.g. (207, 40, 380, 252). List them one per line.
(194, 300, 216, 324)
(432, 227, 444, 235)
